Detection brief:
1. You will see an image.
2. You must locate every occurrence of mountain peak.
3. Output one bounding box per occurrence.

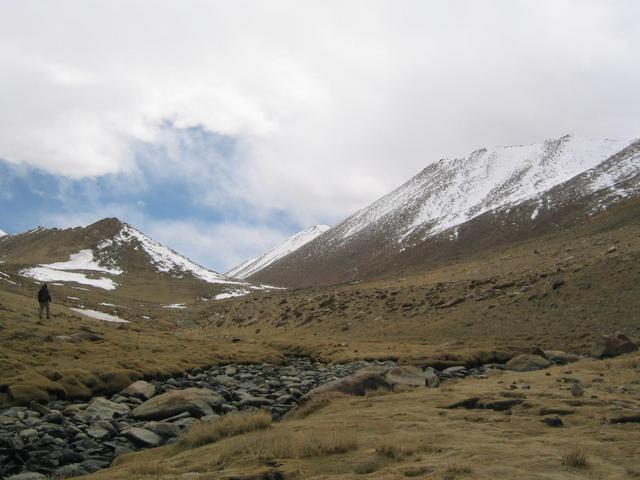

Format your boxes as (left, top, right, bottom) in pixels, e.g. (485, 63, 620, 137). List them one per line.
(226, 224, 331, 279)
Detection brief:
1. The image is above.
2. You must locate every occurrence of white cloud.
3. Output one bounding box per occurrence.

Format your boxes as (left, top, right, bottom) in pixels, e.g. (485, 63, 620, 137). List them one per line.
(1, 0, 639, 226)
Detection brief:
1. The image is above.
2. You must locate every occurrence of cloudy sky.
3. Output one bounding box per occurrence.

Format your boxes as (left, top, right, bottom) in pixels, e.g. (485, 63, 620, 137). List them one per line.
(0, 1, 638, 271)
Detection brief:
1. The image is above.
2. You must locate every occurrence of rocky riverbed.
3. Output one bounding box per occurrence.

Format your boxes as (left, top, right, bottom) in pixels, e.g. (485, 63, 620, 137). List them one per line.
(0, 358, 388, 478)
(0, 348, 590, 479)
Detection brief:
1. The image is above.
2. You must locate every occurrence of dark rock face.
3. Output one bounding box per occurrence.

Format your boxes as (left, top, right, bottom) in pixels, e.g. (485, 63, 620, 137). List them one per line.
(592, 332, 638, 358)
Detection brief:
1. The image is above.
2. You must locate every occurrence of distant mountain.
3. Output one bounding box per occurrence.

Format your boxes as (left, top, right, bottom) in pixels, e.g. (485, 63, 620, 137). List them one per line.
(249, 135, 640, 287)
(0, 229, 6, 237)
(0, 218, 265, 301)
(226, 225, 331, 279)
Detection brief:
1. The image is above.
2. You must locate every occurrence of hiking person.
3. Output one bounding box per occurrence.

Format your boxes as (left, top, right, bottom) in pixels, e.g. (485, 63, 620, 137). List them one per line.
(37, 283, 51, 320)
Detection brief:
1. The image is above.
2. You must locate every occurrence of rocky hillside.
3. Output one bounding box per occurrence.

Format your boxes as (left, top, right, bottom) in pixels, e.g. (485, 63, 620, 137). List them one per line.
(225, 225, 331, 279)
(0, 217, 265, 302)
(250, 135, 640, 287)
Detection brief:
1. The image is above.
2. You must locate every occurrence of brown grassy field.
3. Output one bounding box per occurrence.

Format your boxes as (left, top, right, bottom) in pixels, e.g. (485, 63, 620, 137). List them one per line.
(87, 351, 640, 479)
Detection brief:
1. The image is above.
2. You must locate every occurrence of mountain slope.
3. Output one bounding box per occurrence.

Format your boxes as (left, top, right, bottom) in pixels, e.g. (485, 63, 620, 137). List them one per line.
(249, 135, 640, 287)
(0, 218, 262, 302)
(225, 225, 331, 279)
(0, 229, 7, 237)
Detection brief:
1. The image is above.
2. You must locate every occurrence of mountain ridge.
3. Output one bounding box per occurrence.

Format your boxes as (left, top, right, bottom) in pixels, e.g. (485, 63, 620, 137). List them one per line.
(225, 224, 331, 279)
(249, 135, 640, 287)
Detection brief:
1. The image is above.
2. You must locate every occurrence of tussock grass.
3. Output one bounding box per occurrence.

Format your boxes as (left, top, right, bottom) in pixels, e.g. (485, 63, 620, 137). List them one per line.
(125, 458, 171, 476)
(375, 434, 420, 460)
(442, 464, 472, 479)
(562, 448, 588, 468)
(286, 398, 331, 420)
(178, 410, 272, 448)
(218, 427, 358, 461)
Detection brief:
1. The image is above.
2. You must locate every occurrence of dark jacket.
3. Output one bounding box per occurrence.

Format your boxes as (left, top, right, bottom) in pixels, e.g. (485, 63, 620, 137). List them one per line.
(37, 285, 51, 303)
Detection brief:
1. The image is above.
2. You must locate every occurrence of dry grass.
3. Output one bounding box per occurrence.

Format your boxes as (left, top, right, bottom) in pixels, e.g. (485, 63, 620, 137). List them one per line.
(562, 448, 588, 468)
(177, 410, 272, 448)
(442, 464, 472, 479)
(125, 458, 171, 476)
(218, 426, 358, 461)
(374, 434, 421, 460)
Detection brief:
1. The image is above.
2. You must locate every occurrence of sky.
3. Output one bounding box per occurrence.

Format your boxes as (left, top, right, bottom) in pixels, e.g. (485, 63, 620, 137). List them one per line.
(0, 1, 638, 272)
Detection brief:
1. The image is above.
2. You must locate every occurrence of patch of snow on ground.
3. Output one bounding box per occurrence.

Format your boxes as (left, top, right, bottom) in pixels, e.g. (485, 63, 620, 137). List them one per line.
(19, 249, 121, 290)
(66, 296, 81, 301)
(20, 267, 117, 290)
(70, 308, 130, 323)
(163, 303, 187, 309)
(44, 250, 122, 275)
(214, 289, 250, 300)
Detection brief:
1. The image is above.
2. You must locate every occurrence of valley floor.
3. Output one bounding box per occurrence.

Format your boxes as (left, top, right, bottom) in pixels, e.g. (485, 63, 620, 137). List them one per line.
(1, 200, 639, 478)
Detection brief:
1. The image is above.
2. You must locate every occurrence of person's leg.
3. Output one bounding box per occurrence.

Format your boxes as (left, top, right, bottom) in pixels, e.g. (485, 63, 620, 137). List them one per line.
(38, 302, 44, 320)
(45, 302, 50, 319)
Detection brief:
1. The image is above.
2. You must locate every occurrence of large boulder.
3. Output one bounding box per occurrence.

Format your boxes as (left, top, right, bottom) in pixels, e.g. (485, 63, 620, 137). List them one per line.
(84, 397, 131, 420)
(121, 380, 156, 400)
(131, 388, 224, 420)
(301, 366, 391, 402)
(592, 332, 638, 358)
(505, 354, 551, 372)
(543, 350, 581, 365)
(385, 366, 425, 388)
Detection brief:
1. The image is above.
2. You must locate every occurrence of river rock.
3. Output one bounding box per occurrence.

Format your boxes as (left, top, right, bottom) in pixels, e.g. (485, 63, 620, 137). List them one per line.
(592, 332, 638, 358)
(132, 388, 224, 420)
(7, 473, 48, 480)
(142, 421, 179, 437)
(125, 427, 163, 447)
(505, 354, 551, 372)
(385, 366, 425, 388)
(120, 381, 156, 400)
(85, 398, 131, 420)
(301, 366, 391, 401)
(544, 350, 581, 364)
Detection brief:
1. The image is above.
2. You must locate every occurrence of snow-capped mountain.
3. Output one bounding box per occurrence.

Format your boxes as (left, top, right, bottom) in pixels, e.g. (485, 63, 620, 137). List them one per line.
(226, 225, 331, 279)
(0, 218, 264, 300)
(249, 135, 640, 287)
(0, 229, 7, 238)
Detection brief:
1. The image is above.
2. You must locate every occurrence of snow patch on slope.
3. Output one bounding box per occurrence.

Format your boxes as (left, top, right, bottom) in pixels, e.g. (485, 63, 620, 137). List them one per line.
(20, 249, 120, 290)
(226, 225, 331, 279)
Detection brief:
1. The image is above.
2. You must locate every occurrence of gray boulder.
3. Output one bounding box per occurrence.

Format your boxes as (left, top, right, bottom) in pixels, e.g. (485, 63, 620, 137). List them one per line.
(142, 421, 179, 437)
(120, 380, 156, 400)
(385, 366, 426, 388)
(84, 397, 130, 420)
(7, 473, 48, 480)
(125, 427, 163, 447)
(505, 354, 551, 372)
(301, 366, 391, 401)
(592, 332, 638, 358)
(132, 388, 224, 420)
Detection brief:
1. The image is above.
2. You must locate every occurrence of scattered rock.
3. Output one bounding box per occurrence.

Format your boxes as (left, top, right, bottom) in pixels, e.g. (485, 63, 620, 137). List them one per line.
(132, 388, 224, 420)
(125, 427, 163, 447)
(84, 397, 130, 420)
(543, 416, 563, 427)
(7, 473, 48, 480)
(385, 366, 425, 388)
(505, 354, 551, 372)
(544, 350, 581, 365)
(121, 380, 156, 400)
(301, 366, 391, 402)
(592, 332, 638, 358)
(570, 383, 584, 397)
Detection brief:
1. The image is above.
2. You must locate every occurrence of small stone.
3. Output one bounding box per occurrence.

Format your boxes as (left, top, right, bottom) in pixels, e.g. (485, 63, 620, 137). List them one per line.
(120, 380, 156, 400)
(570, 383, 584, 397)
(543, 416, 563, 427)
